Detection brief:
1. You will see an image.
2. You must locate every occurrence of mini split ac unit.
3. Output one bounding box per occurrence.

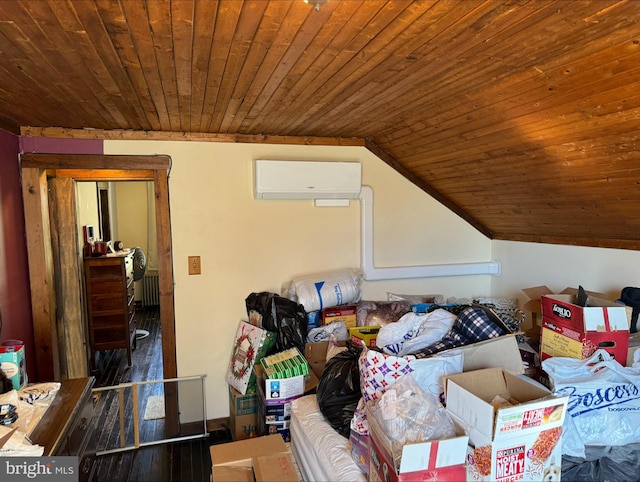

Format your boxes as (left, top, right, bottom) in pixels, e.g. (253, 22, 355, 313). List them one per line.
(253, 160, 362, 200)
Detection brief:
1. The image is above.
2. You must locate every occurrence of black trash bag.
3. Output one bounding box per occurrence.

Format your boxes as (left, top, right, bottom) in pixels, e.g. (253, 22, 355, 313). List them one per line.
(620, 287, 640, 333)
(245, 292, 307, 354)
(316, 341, 363, 438)
(562, 444, 640, 481)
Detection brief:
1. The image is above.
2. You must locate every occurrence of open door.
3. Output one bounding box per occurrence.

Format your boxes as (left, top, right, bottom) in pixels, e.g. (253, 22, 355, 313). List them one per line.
(20, 153, 180, 436)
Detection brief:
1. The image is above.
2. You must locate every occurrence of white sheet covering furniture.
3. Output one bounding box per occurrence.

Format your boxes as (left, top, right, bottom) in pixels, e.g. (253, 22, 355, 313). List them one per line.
(290, 394, 366, 482)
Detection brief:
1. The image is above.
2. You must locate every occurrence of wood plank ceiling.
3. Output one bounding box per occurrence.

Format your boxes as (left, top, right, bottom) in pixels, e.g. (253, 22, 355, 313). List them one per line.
(1, 0, 639, 249)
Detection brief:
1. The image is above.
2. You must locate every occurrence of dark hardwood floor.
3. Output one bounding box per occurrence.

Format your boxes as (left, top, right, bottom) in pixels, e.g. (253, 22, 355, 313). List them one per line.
(88, 305, 231, 482)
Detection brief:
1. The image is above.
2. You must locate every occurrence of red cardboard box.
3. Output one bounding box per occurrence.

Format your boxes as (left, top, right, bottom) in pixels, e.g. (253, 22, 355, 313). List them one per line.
(521, 286, 607, 338)
(540, 294, 629, 363)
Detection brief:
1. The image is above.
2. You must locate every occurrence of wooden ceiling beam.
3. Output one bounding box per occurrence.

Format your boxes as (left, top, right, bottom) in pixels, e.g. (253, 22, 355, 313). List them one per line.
(20, 153, 171, 171)
(19, 126, 365, 146)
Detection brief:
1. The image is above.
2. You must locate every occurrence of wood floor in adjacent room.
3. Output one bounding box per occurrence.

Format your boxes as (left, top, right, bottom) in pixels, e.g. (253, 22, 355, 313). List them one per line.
(88, 306, 231, 482)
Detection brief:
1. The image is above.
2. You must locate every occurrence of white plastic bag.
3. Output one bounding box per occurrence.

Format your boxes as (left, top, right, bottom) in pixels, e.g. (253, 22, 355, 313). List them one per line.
(367, 373, 456, 470)
(376, 309, 456, 356)
(350, 345, 463, 436)
(307, 321, 349, 343)
(543, 349, 640, 451)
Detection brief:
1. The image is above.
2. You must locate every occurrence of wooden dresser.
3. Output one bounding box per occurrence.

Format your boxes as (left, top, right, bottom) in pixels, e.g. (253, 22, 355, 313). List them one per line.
(84, 250, 136, 369)
(29, 377, 96, 482)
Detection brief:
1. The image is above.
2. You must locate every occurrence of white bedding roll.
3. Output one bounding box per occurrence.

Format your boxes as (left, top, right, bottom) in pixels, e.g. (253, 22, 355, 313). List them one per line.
(290, 395, 366, 482)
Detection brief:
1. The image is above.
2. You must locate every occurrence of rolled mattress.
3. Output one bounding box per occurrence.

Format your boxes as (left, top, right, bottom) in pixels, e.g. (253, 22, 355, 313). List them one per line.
(290, 395, 366, 482)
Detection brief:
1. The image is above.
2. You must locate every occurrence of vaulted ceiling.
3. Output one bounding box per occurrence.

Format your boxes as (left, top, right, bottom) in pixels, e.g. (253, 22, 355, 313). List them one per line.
(2, 0, 640, 249)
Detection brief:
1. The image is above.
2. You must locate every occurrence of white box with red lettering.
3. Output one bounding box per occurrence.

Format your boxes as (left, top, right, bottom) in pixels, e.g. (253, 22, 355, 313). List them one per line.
(446, 367, 569, 482)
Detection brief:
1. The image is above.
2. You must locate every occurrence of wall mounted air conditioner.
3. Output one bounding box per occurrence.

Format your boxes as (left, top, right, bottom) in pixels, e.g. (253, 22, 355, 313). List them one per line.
(253, 160, 362, 200)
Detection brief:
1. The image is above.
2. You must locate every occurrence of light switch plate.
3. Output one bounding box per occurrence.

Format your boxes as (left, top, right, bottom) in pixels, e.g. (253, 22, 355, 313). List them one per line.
(188, 256, 201, 275)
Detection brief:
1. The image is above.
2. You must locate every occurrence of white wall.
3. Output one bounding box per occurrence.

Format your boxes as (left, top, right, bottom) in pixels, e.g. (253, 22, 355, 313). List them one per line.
(115, 181, 148, 251)
(104, 140, 494, 419)
(491, 240, 640, 306)
(76, 182, 100, 245)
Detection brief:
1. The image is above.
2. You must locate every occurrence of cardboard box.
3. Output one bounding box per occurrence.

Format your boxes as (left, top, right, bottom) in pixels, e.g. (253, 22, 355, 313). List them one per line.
(540, 294, 629, 363)
(322, 305, 357, 328)
(349, 325, 380, 348)
(253, 364, 310, 401)
(0, 344, 26, 391)
(229, 384, 258, 416)
(455, 334, 524, 373)
(259, 392, 292, 423)
(304, 340, 347, 378)
(254, 364, 318, 442)
(260, 347, 310, 379)
(307, 310, 321, 329)
(210, 434, 299, 482)
(367, 405, 468, 482)
(228, 385, 258, 441)
(256, 376, 292, 441)
(304, 341, 329, 378)
(521, 286, 607, 338)
(260, 417, 291, 442)
(446, 367, 569, 482)
(349, 429, 370, 476)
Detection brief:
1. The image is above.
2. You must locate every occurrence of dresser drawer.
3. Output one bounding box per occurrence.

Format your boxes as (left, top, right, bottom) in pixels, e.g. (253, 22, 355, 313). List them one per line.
(66, 390, 95, 456)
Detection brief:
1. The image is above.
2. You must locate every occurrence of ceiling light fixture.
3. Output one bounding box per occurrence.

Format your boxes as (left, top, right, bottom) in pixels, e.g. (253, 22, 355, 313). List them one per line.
(304, 0, 327, 12)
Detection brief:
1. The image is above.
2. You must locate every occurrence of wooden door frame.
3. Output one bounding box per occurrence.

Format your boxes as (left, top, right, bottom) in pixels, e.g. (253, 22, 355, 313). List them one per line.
(20, 153, 179, 435)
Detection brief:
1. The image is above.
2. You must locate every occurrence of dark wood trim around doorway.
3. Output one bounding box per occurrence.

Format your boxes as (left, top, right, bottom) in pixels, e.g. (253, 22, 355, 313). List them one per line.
(20, 152, 179, 435)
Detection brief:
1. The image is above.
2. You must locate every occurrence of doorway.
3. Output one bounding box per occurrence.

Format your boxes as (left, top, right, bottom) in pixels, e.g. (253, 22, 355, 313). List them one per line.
(78, 179, 159, 369)
(20, 153, 179, 435)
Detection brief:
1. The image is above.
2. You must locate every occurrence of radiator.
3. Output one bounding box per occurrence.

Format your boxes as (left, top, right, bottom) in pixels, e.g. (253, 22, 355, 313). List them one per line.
(141, 270, 160, 308)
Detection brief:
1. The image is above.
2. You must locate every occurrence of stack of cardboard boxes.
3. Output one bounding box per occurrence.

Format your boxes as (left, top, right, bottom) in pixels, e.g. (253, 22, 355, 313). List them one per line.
(254, 347, 314, 442)
(228, 346, 318, 443)
(226, 320, 275, 441)
(521, 286, 632, 384)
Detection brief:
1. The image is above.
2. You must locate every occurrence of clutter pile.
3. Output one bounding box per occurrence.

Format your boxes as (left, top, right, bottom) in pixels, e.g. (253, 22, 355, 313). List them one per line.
(0, 320, 58, 456)
(0, 382, 60, 456)
(221, 270, 640, 481)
